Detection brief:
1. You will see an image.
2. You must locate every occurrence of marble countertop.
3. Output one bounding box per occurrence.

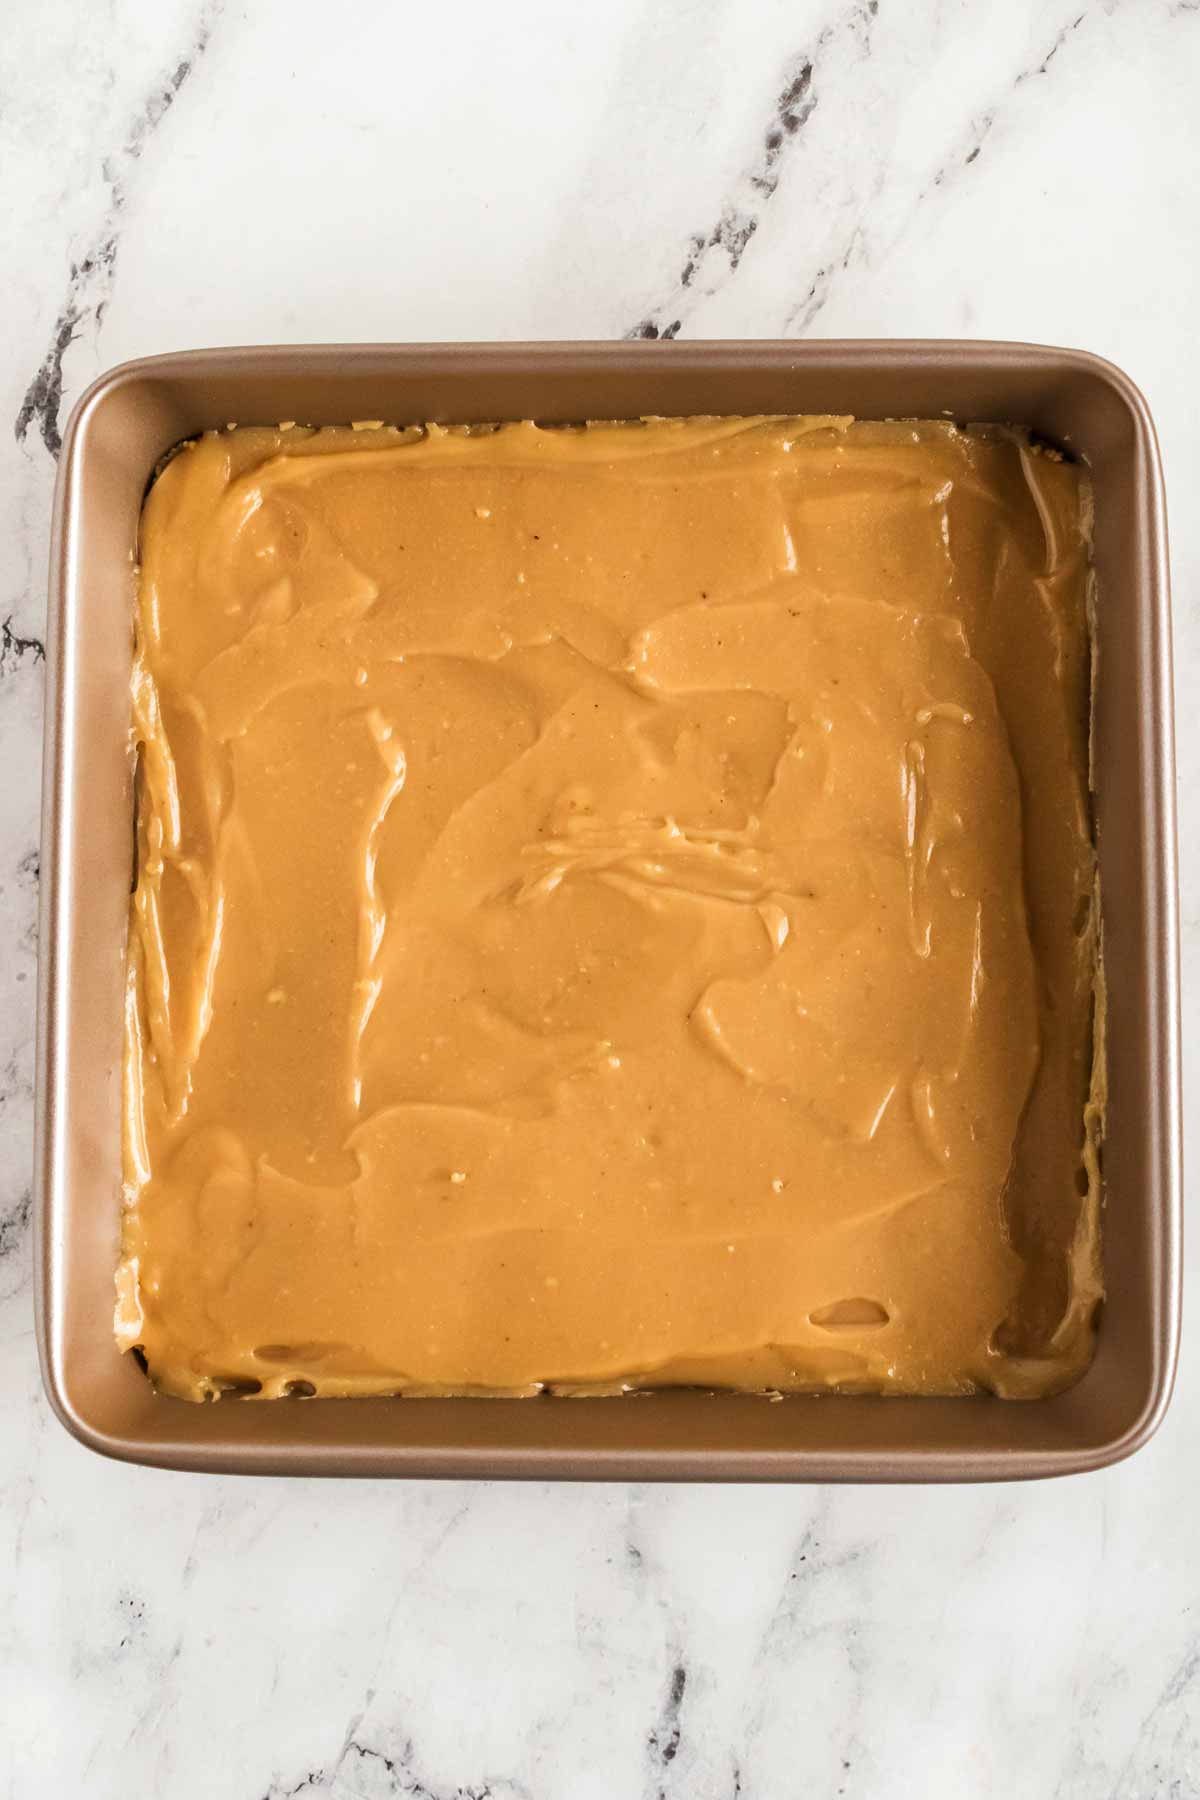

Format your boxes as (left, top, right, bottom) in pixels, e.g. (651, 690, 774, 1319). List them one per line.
(3, 2, 1199, 1794)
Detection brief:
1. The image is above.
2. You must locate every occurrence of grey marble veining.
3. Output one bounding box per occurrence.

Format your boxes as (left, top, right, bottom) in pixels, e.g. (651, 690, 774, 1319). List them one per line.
(3, 2, 1200, 1795)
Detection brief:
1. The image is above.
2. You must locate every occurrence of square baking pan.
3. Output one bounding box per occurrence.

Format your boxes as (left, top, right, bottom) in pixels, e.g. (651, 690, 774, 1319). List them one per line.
(35, 341, 1181, 1480)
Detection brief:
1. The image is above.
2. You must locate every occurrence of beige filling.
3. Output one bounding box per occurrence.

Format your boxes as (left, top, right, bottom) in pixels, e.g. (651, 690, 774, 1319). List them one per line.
(119, 416, 1101, 1401)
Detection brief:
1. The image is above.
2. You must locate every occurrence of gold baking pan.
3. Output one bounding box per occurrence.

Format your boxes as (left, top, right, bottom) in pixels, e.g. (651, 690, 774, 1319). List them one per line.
(34, 341, 1181, 1479)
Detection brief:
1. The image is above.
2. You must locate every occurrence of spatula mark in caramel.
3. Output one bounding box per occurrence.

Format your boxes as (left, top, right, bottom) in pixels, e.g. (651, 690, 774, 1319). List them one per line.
(810, 1298, 892, 1331)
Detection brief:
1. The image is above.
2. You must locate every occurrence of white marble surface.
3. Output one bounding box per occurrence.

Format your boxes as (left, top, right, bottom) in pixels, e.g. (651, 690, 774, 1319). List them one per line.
(2, 1, 1199, 1793)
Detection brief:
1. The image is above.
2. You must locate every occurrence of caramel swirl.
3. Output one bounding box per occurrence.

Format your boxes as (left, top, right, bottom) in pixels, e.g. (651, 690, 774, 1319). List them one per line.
(120, 417, 1100, 1399)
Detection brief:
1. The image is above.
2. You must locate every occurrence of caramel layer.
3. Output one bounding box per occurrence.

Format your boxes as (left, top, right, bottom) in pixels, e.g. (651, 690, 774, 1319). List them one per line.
(120, 417, 1100, 1400)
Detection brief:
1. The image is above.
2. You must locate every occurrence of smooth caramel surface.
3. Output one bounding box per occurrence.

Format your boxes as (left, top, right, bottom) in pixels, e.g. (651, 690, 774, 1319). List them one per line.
(120, 416, 1101, 1400)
